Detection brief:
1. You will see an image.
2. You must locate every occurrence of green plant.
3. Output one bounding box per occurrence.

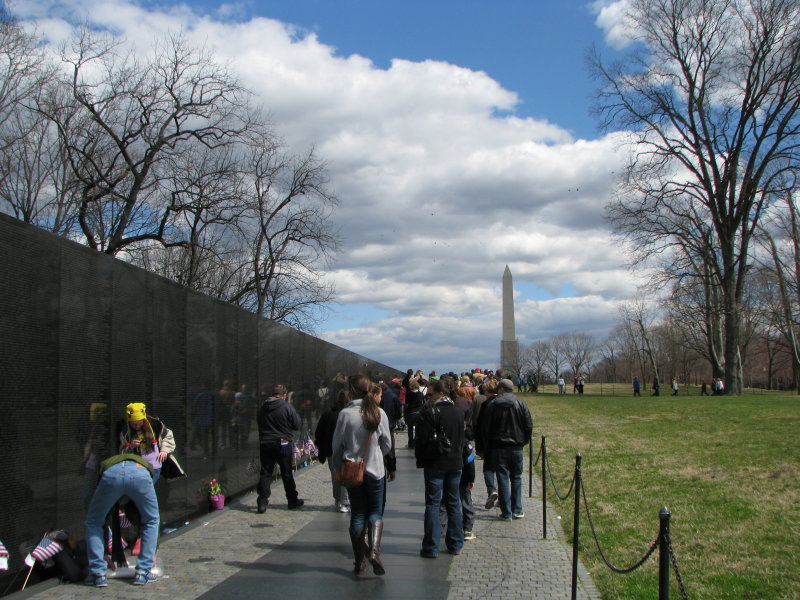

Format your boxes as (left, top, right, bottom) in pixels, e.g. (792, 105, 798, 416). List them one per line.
(199, 478, 224, 497)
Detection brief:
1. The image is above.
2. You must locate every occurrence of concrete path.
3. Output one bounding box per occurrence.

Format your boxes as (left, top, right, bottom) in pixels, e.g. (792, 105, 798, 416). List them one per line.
(11, 431, 599, 600)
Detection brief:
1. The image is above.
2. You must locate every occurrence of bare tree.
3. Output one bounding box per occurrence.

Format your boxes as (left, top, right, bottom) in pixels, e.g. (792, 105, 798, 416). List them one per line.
(529, 340, 550, 386)
(0, 23, 340, 332)
(0, 97, 82, 235)
(757, 189, 800, 391)
(547, 334, 568, 382)
(0, 12, 50, 145)
(597, 331, 623, 383)
(619, 299, 661, 386)
(593, 0, 800, 394)
(123, 140, 248, 294)
(41, 29, 251, 255)
(563, 331, 595, 379)
(223, 135, 339, 332)
(0, 15, 79, 231)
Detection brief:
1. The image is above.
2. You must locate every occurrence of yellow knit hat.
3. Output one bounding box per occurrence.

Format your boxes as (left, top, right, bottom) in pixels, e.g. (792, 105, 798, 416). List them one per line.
(125, 403, 147, 422)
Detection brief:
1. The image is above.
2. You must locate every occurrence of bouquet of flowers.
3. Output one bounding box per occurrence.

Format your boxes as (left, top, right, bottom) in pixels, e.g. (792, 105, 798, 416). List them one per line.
(199, 478, 224, 497)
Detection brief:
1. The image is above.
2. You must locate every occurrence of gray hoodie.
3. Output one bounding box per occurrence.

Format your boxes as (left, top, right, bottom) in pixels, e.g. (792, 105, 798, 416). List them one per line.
(330, 400, 392, 480)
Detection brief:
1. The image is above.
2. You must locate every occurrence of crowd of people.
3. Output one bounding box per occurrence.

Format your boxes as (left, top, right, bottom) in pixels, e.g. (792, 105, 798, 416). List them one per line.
(81, 367, 733, 587)
(295, 368, 533, 574)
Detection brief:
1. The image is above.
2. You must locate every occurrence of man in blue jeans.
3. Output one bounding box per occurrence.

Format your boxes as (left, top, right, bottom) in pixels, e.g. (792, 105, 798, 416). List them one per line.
(85, 453, 160, 587)
(415, 379, 466, 558)
(476, 378, 533, 520)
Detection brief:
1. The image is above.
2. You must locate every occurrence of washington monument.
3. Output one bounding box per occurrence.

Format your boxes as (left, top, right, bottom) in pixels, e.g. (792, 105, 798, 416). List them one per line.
(501, 265, 518, 374)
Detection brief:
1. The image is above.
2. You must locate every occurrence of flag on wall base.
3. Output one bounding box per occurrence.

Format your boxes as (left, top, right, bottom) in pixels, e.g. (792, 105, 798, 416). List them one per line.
(24, 537, 62, 567)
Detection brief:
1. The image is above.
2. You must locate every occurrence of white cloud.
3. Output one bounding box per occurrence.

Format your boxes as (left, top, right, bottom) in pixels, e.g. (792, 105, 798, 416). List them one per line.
(16, 0, 637, 374)
(591, 0, 638, 50)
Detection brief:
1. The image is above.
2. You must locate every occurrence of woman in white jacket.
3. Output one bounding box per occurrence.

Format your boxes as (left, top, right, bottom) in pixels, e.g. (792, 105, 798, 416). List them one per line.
(331, 375, 392, 576)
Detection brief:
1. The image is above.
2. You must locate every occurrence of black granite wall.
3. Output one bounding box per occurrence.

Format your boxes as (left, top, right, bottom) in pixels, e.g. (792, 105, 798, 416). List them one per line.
(0, 213, 398, 589)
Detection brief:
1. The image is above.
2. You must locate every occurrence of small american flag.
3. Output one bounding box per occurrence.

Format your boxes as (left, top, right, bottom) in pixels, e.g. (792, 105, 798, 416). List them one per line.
(106, 527, 129, 553)
(30, 537, 62, 563)
(304, 439, 318, 457)
(118, 510, 133, 528)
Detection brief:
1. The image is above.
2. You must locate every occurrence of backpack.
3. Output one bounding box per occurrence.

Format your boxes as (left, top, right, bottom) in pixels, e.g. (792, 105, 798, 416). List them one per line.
(422, 406, 452, 459)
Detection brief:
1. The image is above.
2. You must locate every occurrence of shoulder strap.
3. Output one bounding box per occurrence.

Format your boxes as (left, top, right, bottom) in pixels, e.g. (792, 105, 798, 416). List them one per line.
(360, 431, 373, 460)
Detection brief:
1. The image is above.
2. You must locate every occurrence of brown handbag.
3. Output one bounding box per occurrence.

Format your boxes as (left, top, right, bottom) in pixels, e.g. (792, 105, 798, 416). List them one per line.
(335, 432, 372, 488)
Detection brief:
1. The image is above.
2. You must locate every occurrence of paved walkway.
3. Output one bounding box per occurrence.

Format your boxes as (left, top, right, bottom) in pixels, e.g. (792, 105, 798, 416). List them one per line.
(12, 431, 599, 600)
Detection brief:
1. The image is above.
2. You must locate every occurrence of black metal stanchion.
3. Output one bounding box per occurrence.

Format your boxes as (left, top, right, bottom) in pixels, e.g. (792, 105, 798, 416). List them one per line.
(528, 434, 534, 497)
(541, 436, 547, 539)
(571, 453, 582, 600)
(659, 506, 671, 600)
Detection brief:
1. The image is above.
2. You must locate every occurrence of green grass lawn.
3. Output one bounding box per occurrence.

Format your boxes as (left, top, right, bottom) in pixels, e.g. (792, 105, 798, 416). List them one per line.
(521, 391, 800, 599)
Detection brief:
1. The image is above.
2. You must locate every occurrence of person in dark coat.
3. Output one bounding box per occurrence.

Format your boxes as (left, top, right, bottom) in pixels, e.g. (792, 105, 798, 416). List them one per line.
(404, 379, 425, 448)
(314, 390, 350, 512)
(256, 384, 304, 513)
(379, 381, 401, 480)
(415, 378, 466, 558)
(476, 379, 532, 521)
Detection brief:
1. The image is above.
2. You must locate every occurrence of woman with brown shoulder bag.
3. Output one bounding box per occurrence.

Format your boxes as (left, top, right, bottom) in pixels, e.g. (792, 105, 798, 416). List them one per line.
(331, 374, 392, 576)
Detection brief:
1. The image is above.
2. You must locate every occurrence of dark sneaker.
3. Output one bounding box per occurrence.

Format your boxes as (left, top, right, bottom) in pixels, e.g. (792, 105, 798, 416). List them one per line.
(288, 499, 305, 510)
(132, 571, 157, 585)
(484, 492, 498, 509)
(86, 574, 108, 587)
(419, 549, 438, 559)
(513, 512, 525, 519)
(257, 499, 269, 513)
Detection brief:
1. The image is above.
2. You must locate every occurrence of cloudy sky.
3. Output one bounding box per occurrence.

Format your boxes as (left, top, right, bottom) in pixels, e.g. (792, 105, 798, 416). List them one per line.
(16, 0, 645, 374)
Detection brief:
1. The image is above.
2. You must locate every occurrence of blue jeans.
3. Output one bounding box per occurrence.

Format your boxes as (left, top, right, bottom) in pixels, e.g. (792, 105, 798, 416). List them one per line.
(422, 468, 463, 555)
(492, 448, 524, 518)
(348, 474, 386, 531)
(85, 461, 160, 575)
(482, 452, 497, 495)
(327, 461, 350, 507)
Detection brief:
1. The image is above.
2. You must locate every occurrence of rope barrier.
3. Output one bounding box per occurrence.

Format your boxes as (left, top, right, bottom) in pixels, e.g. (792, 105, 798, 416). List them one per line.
(544, 450, 576, 500)
(580, 480, 659, 573)
(539, 443, 691, 599)
(667, 533, 690, 600)
(533, 445, 542, 467)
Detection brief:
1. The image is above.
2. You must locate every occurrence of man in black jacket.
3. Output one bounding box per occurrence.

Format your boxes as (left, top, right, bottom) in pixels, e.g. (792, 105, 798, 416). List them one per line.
(256, 384, 304, 513)
(476, 379, 533, 521)
(415, 379, 466, 558)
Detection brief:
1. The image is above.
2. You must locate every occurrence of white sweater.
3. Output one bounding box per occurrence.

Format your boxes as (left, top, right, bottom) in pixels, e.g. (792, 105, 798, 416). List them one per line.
(331, 400, 392, 480)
